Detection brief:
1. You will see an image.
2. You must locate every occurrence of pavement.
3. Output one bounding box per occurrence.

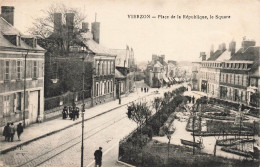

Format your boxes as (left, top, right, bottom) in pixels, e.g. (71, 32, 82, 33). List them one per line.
(0, 89, 156, 154)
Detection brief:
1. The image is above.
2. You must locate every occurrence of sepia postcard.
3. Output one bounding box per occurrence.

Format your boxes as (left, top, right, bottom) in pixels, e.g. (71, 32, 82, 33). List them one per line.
(0, 0, 259, 166)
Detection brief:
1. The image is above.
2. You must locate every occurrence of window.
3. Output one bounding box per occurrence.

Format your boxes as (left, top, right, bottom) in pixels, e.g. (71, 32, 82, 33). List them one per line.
(108, 61, 111, 74)
(102, 61, 104, 75)
(243, 75, 248, 86)
(3, 95, 10, 114)
(5, 60, 10, 80)
(16, 92, 22, 110)
(111, 61, 114, 74)
(104, 82, 107, 94)
(95, 61, 98, 75)
(111, 80, 113, 92)
(96, 83, 99, 96)
(106, 61, 108, 75)
(17, 60, 22, 80)
(33, 61, 37, 78)
(107, 81, 110, 93)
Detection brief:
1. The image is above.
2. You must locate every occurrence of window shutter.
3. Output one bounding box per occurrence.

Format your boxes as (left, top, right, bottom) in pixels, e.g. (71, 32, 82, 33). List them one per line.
(0, 60, 3, 81)
(37, 61, 39, 78)
(0, 95, 3, 115)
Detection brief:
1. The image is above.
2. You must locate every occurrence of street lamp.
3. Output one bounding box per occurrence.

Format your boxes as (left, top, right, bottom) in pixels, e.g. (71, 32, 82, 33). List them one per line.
(23, 49, 29, 128)
(81, 47, 89, 167)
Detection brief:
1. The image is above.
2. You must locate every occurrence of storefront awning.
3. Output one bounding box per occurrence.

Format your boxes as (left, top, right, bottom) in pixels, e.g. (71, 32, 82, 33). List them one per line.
(115, 69, 126, 79)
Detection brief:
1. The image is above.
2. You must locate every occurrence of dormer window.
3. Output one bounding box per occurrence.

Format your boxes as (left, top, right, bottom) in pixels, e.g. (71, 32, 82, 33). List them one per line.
(21, 36, 37, 48)
(3, 34, 21, 46)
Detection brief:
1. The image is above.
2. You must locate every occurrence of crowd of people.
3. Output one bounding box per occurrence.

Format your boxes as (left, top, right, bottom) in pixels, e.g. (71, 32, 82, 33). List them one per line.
(2, 122, 23, 142)
(141, 87, 149, 93)
(62, 106, 80, 121)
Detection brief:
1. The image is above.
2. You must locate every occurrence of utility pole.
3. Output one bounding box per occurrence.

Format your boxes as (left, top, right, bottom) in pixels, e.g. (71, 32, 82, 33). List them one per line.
(23, 49, 29, 128)
(81, 51, 87, 167)
(192, 106, 195, 155)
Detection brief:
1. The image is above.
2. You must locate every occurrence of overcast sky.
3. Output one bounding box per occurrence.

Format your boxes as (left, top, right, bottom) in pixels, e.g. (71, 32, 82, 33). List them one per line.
(1, 0, 260, 63)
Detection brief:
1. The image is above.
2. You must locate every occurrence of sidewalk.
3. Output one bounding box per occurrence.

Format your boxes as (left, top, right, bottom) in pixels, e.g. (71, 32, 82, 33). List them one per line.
(0, 90, 155, 154)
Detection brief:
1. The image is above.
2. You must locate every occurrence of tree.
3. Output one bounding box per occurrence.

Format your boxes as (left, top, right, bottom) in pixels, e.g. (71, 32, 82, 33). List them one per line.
(127, 102, 152, 127)
(28, 3, 88, 98)
(28, 3, 86, 58)
(153, 97, 163, 113)
(127, 102, 152, 148)
(28, 2, 86, 40)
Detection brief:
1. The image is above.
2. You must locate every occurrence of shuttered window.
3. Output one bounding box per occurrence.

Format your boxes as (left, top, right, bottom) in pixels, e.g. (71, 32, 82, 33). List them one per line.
(5, 60, 10, 80)
(17, 60, 22, 80)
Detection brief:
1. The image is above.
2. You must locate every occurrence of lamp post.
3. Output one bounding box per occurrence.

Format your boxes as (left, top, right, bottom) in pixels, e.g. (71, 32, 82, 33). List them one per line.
(23, 49, 29, 128)
(81, 48, 88, 167)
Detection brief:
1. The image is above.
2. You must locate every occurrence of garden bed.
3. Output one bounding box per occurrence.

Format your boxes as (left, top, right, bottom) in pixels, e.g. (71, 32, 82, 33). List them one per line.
(216, 138, 256, 146)
(193, 131, 254, 137)
(120, 140, 259, 167)
(221, 146, 254, 158)
(185, 116, 201, 132)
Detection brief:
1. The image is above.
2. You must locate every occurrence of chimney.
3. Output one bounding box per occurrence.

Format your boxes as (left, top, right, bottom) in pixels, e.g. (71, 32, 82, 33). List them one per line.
(54, 13, 62, 33)
(242, 39, 256, 52)
(66, 13, 75, 35)
(82, 22, 89, 32)
(1, 6, 14, 25)
(218, 43, 226, 51)
(210, 45, 214, 57)
(91, 22, 100, 43)
(229, 40, 236, 55)
(161, 55, 165, 60)
(200, 52, 206, 61)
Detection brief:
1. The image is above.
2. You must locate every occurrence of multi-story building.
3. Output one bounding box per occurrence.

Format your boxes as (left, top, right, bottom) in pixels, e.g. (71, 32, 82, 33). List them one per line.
(0, 6, 45, 130)
(219, 39, 259, 106)
(199, 42, 233, 98)
(43, 13, 116, 110)
(111, 46, 135, 98)
(191, 61, 201, 91)
(144, 54, 172, 88)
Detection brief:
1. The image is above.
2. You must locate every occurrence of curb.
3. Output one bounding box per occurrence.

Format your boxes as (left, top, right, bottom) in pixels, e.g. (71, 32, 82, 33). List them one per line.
(0, 94, 153, 154)
(117, 160, 136, 167)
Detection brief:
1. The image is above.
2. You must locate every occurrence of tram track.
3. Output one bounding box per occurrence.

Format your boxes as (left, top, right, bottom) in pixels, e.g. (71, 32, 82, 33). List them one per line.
(17, 115, 127, 167)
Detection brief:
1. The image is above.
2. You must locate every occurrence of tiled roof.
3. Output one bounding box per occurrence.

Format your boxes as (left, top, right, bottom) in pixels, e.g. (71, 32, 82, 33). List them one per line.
(115, 69, 125, 79)
(0, 17, 20, 35)
(207, 49, 226, 61)
(0, 17, 45, 51)
(216, 50, 231, 61)
(110, 49, 128, 67)
(77, 33, 115, 56)
(230, 46, 260, 62)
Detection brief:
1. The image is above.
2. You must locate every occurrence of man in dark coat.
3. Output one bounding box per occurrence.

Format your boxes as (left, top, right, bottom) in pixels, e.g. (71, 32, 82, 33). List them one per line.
(76, 107, 79, 119)
(94, 147, 103, 167)
(3, 123, 10, 141)
(17, 123, 24, 141)
(9, 123, 15, 142)
(62, 106, 68, 119)
(72, 107, 76, 121)
(192, 96, 195, 104)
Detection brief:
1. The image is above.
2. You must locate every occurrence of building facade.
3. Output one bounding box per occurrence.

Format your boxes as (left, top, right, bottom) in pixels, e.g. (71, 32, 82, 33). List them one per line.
(0, 6, 45, 131)
(219, 40, 260, 107)
(144, 54, 173, 88)
(42, 12, 117, 112)
(198, 38, 259, 108)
